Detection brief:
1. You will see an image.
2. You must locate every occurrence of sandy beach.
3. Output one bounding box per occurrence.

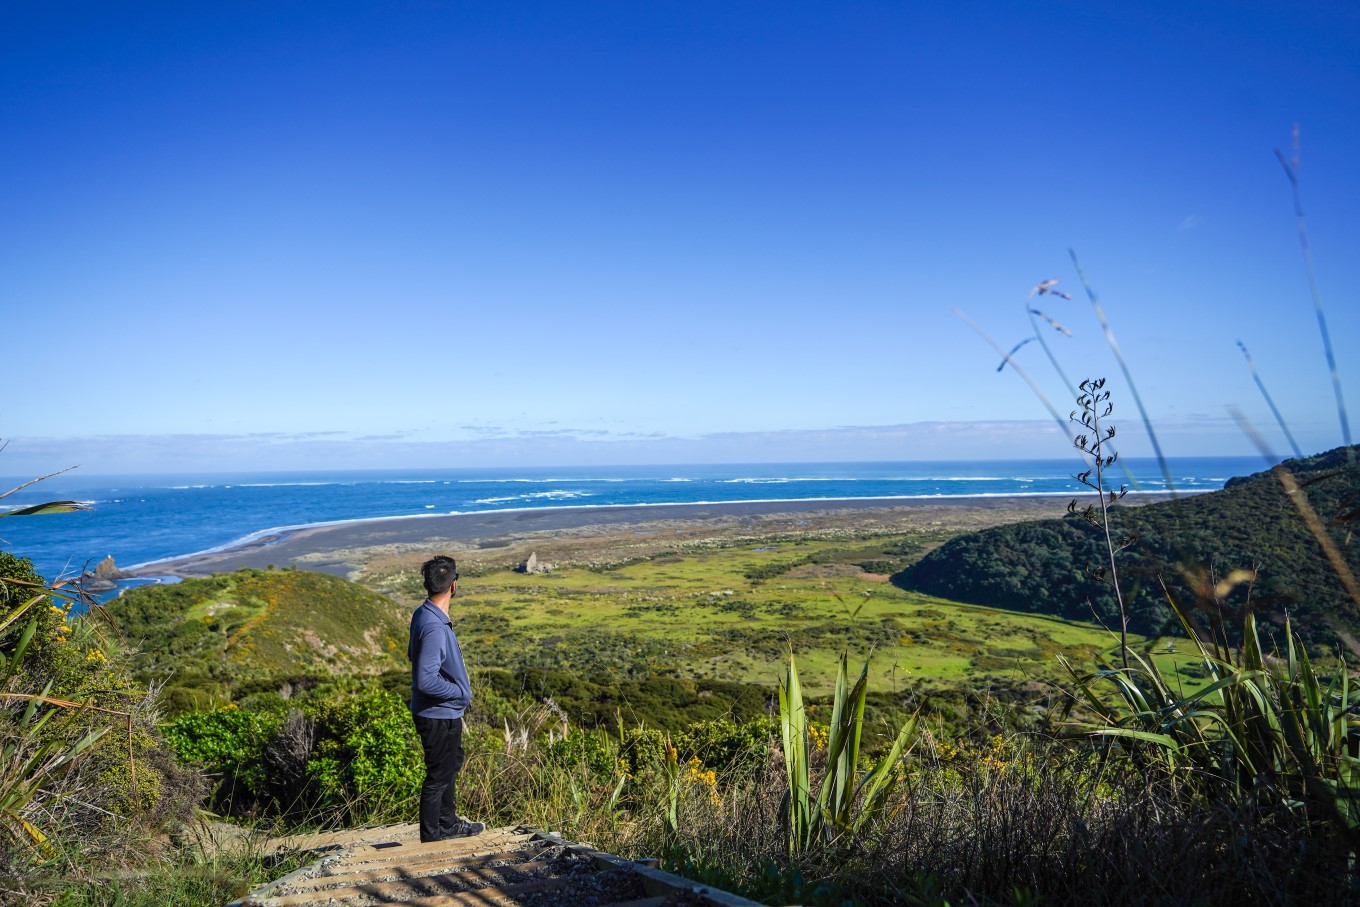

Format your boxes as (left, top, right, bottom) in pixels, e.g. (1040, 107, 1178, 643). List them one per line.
(129, 494, 1100, 579)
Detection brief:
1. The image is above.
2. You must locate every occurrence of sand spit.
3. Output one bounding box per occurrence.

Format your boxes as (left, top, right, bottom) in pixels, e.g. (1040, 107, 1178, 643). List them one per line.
(130, 495, 1115, 580)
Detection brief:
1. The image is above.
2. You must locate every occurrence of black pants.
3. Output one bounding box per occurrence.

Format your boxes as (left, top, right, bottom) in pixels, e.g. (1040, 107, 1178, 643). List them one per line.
(413, 715, 465, 842)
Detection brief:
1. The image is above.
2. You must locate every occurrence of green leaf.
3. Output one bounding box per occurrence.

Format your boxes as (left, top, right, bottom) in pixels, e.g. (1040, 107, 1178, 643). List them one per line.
(0, 501, 88, 517)
(856, 714, 921, 829)
(1088, 728, 1180, 748)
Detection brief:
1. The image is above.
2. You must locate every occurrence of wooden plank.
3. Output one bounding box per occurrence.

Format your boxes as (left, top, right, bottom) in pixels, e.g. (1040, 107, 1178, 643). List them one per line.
(262, 856, 569, 904)
(258, 874, 574, 906)
(268, 822, 521, 855)
(322, 832, 537, 869)
(523, 827, 767, 907)
(319, 839, 545, 875)
(279, 829, 533, 876)
(266, 822, 417, 853)
(234, 830, 534, 905)
(280, 847, 551, 891)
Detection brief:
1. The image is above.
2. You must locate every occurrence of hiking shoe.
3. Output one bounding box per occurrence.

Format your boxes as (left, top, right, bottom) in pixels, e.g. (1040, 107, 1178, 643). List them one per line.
(443, 818, 485, 838)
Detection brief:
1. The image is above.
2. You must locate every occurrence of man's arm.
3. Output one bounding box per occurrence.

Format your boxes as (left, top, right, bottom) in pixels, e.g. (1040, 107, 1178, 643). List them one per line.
(412, 622, 467, 704)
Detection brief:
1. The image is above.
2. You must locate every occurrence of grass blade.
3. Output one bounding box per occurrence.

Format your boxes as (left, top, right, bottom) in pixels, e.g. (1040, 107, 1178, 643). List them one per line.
(1276, 131, 1352, 456)
(1069, 251, 1175, 495)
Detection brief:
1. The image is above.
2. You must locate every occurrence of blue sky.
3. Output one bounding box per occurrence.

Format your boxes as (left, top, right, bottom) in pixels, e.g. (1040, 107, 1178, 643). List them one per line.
(3, 1, 1358, 472)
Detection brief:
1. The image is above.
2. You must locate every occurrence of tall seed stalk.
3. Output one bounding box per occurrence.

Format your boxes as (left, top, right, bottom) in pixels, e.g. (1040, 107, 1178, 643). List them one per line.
(1068, 378, 1134, 668)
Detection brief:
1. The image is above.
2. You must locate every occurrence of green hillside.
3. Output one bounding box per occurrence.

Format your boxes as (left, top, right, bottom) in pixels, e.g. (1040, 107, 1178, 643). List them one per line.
(895, 446, 1360, 649)
(114, 567, 409, 711)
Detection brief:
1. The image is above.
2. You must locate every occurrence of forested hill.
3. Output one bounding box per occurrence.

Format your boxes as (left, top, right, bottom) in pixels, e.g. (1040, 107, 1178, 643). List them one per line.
(894, 446, 1360, 649)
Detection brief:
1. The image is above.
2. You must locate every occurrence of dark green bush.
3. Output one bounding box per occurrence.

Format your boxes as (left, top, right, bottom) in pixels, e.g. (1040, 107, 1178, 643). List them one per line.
(161, 705, 282, 810)
(163, 683, 423, 822)
(304, 684, 424, 819)
(480, 668, 770, 731)
(546, 728, 617, 775)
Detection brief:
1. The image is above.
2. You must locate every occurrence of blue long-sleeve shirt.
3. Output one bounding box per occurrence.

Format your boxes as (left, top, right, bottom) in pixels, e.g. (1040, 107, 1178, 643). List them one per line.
(408, 600, 471, 719)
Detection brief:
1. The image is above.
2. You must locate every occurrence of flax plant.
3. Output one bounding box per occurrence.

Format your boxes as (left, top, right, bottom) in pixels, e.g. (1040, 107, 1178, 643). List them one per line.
(955, 307, 1082, 456)
(0, 465, 87, 524)
(1024, 278, 1077, 406)
(0, 583, 135, 853)
(778, 652, 919, 854)
(0, 688, 110, 851)
(1063, 585, 1360, 849)
(1060, 384, 1360, 844)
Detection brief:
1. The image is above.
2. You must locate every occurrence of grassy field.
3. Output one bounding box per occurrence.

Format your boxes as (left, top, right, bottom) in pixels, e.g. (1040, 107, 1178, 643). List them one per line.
(364, 530, 1146, 697)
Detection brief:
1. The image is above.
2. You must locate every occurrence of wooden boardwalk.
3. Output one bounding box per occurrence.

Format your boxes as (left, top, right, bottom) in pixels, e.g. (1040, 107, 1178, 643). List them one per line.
(229, 823, 766, 906)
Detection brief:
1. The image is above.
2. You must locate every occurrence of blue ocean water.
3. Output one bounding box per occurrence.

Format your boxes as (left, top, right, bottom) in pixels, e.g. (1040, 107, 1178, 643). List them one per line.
(0, 457, 1263, 583)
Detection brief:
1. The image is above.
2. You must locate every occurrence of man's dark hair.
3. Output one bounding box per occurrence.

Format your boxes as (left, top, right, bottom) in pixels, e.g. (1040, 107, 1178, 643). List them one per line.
(422, 555, 459, 596)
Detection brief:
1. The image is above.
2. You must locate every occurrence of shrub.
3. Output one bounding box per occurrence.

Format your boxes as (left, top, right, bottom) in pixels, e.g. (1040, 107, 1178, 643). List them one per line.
(546, 727, 617, 776)
(304, 684, 424, 822)
(161, 705, 282, 810)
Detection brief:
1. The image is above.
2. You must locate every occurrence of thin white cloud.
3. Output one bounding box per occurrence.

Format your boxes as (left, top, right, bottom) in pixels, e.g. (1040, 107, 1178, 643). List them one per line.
(0, 415, 1278, 475)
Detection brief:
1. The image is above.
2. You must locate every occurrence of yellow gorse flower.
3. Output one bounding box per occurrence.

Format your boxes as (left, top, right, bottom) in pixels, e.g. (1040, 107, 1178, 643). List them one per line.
(980, 734, 1009, 771)
(685, 756, 721, 807)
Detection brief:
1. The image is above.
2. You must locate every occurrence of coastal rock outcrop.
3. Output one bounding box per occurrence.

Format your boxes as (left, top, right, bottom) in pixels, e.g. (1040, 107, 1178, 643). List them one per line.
(79, 555, 126, 592)
(94, 555, 125, 582)
(518, 551, 554, 575)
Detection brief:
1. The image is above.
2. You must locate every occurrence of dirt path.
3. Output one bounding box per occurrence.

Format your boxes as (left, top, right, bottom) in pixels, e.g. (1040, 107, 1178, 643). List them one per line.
(233, 823, 760, 906)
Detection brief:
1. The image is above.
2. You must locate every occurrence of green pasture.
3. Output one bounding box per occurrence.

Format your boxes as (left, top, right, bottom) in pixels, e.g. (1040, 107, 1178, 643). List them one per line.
(390, 534, 1139, 696)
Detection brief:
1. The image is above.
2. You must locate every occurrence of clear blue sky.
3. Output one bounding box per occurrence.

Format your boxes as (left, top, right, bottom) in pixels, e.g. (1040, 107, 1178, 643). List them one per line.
(3, 1, 1357, 472)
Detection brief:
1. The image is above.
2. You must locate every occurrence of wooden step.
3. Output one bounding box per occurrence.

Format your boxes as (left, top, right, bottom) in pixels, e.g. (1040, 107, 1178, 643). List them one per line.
(230, 825, 769, 907)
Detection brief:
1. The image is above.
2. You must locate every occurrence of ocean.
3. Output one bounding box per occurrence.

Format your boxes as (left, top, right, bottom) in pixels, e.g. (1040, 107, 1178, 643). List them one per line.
(0, 457, 1263, 584)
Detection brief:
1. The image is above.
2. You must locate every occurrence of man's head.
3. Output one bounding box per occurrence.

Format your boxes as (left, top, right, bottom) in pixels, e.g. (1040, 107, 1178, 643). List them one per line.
(421, 555, 459, 597)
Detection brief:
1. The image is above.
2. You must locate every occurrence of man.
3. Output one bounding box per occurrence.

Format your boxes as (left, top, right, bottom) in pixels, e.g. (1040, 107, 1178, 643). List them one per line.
(408, 554, 485, 841)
